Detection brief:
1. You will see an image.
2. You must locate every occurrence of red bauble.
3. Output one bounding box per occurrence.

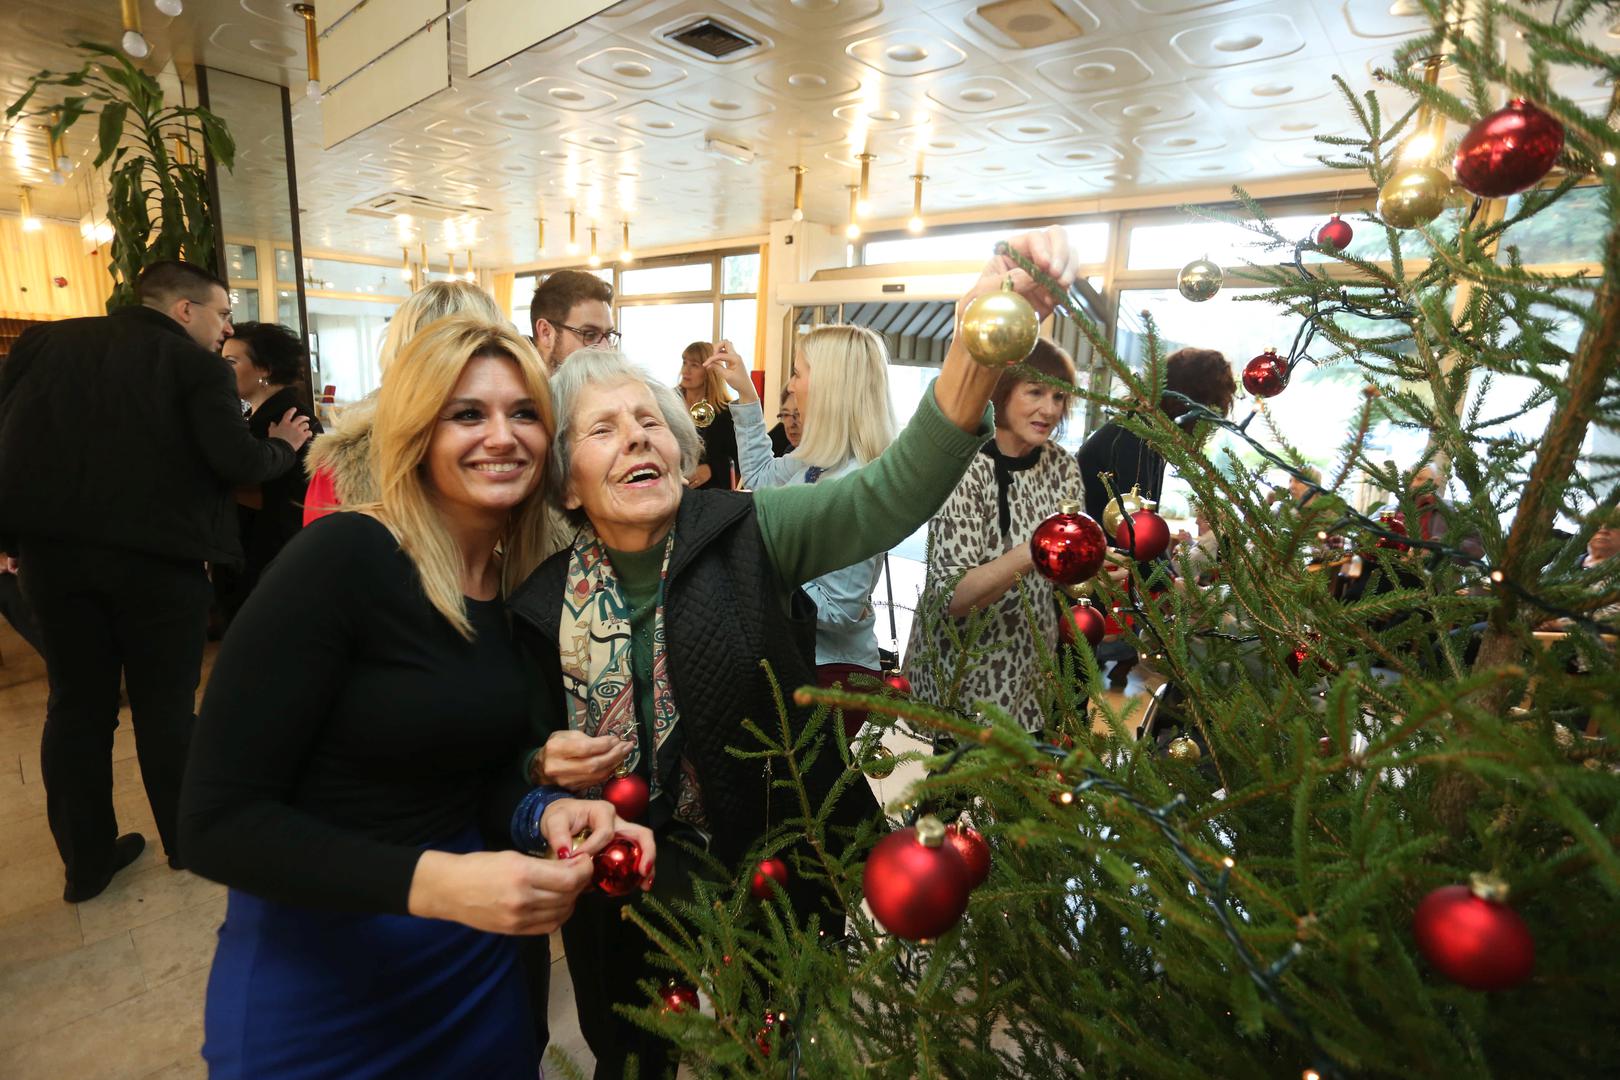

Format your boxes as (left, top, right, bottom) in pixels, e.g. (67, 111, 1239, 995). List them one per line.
(1413, 883, 1535, 990)
(755, 1009, 791, 1055)
(1029, 505, 1107, 586)
(1242, 348, 1288, 398)
(884, 671, 912, 695)
(1061, 602, 1107, 649)
(750, 856, 789, 900)
(660, 981, 699, 1013)
(601, 772, 649, 823)
(1454, 98, 1565, 199)
(1286, 630, 1323, 676)
(943, 824, 991, 890)
(1375, 510, 1410, 552)
(863, 818, 972, 941)
(1316, 213, 1353, 251)
(591, 836, 644, 897)
(1115, 508, 1171, 562)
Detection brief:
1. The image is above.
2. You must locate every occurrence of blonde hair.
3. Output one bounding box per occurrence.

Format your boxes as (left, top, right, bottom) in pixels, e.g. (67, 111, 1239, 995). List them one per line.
(364, 317, 556, 639)
(679, 341, 731, 412)
(378, 281, 505, 377)
(792, 325, 896, 469)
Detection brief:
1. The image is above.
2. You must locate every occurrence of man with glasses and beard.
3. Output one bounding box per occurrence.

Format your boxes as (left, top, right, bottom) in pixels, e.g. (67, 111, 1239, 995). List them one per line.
(529, 269, 619, 370)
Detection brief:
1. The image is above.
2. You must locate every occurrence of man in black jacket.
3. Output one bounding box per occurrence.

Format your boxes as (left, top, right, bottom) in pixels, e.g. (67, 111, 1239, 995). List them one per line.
(0, 260, 312, 902)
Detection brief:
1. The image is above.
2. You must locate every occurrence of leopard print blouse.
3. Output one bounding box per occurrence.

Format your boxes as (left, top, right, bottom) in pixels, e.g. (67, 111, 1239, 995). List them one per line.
(904, 442, 1083, 732)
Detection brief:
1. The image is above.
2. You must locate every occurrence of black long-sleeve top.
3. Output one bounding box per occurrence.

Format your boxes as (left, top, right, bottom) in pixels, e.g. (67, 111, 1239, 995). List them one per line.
(694, 404, 738, 489)
(1076, 418, 1167, 527)
(240, 384, 323, 572)
(180, 512, 532, 914)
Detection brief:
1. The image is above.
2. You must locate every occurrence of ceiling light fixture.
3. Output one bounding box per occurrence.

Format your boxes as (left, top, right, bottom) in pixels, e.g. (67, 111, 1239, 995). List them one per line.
(1400, 53, 1446, 163)
(447, 251, 456, 279)
(702, 136, 755, 165)
(399, 245, 411, 282)
(19, 187, 41, 232)
(120, 0, 150, 58)
(856, 152, 875, 217)
(620, 221, 633, 264)
(155, 0, 184, 16)
(566, 209, 579, 255)
(844, 184, 861, 240)
(908, 173, 927, 234)
(419, 241, 428, 276)
(536, 216, 545, 255)
(172, 134, 190, 166)
(465, 248, 475, 282)
(789, 164, 806, 222)
(588, 226, 600, 267)
(293, 4, 321, 100)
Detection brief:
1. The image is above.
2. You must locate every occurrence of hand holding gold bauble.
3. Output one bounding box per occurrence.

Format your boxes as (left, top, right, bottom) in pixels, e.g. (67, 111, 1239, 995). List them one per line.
(689, 400, 716, 429)
(1377, 165, 1451, 230)
(959, 278, 1040, 369)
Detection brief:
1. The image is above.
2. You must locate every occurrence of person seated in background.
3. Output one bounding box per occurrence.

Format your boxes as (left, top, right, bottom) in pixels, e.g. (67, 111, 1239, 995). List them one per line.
(768, 387, 802, 456)
(1174, 505, 1222, 586)
(676, 341, 738, 490)
(215, 321, 324, 621)
(1539, 509, 1620, 631)
(1410, 464, 1485, 561)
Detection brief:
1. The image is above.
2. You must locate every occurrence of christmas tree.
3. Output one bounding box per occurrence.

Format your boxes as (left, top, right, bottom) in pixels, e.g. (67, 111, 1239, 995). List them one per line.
(598, 3, 1620, 1076)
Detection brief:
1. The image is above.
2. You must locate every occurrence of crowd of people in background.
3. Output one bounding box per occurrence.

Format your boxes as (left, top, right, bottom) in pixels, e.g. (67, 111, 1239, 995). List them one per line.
(0, 223, 1585, 1077)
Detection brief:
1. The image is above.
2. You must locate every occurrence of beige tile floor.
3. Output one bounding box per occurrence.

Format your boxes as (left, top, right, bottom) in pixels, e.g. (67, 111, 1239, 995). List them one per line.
(0, 616, 1151, 1079)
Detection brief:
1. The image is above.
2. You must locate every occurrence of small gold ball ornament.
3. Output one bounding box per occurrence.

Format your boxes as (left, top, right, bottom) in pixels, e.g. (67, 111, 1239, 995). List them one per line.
(1101, 485, 1155, 539)
(859, 739, 897, 780)
(689, 399, 716, 429)
(1176, 258, 1223, 303)
(959, 278, 1040, 369)
(1166, 735, 1202, 762)
(1377, 165, 1451, 230)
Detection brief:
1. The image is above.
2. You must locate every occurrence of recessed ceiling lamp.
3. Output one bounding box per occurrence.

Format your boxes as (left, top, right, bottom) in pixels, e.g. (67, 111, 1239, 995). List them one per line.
(855, 152, 875, 217)
(566, 210, 579, 255)
(293, 4, 321, 100)
(587, 226, 600, 267)
(155, 0, 184, 16)
(789, 164, 806, 222)
(908, 172, 927, 234)
(975, 0, 1083, 48)
(620, 221, 633, 264)
(120, 0, 150, 58)
(19, 187, 41, 232)
(844, 184, 861, 240)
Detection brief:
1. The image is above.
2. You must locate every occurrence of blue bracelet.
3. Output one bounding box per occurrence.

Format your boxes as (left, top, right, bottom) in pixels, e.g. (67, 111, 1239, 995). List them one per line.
(510, 785, 573, 855)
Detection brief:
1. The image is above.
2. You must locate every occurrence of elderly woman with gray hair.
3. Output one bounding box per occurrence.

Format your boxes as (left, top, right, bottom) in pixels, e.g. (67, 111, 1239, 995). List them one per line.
(508, 227, 1079, 1077)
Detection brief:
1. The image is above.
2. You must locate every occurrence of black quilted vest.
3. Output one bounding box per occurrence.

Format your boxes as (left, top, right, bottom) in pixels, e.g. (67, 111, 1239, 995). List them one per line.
(509, 489, 881, 868)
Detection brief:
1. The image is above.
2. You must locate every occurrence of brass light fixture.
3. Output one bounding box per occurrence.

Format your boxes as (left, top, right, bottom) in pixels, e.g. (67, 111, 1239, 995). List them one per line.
(536, 216, 545, 255)
(855, 152, 875, 217)
(419, 241, 427, 276)
(447, 251, 457, 279)
(19, 187, 41, 233)
(566, 209, 579, 255)
(172, 134, 190, 166)
(844, 184, 861, 241)
(120, 0, 150, 58)
(907, 173, 927, 234)
(465, 247, 475, 282)
(293, 4, 321, 100)
(789, 165, 806, 222)
(620, 221, 633, 263)
(399, 245, 411, 282)
(587, 226, 600, 267)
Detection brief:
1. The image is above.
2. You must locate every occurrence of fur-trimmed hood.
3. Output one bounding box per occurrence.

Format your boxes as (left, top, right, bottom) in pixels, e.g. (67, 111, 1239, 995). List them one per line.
(304, 392, 379, 508)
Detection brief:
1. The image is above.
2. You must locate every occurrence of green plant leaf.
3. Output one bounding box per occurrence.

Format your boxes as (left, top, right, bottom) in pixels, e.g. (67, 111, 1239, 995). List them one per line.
(197, 109, 235, 171)
(5, 82, 40, 120)
(94, 102, 127, 167)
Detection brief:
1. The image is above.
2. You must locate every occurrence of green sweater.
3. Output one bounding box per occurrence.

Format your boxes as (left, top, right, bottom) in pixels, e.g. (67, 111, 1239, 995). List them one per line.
(599, 381, 992, 768)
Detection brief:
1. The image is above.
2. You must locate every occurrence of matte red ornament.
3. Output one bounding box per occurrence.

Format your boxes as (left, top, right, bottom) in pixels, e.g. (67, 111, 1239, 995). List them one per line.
(601, 772, 649, 823)
(1115, 508, 1171, 562)
(1029, 502, 1107, 586)
(884, 671, 912, 695)
(943, 824, 991, 890)
(1453, 98, 1565, 199)
(1242, 348, 1288, 398)
(1316, 214, 1353, 251)
(863, 816, 971, 941)
(1413, 881, 1534, 990)
(1060, 601, 1107, 649)
(591, 836, 644, 897)
(660, 981, 699, 1013)
(750, 856, 789, 900)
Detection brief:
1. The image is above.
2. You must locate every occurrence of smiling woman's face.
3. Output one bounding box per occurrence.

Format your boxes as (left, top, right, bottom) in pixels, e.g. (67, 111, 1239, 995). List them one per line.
(563, 377, 686, 550)
(425, 353, 548, 524)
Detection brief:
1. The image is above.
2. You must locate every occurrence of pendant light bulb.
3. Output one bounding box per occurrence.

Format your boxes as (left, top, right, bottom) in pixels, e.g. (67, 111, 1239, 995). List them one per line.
(399, 246, 411, 282)
(587, 226, 600, 267)
(537, 216, 546, 255)
(790, 165, 806, 223)
(121, 29, 150, 58)
(855, 153, 874, 218)
(19, 187, 41, 233)
(908, 173, 927, 234)
(155, 0, 184, 16)
(620, 221, 633, 264)
(566, 210, 579, 256)
(465, 248, 475, 282)
(844, 184, 861, 241)
(294, 5, 320, 100)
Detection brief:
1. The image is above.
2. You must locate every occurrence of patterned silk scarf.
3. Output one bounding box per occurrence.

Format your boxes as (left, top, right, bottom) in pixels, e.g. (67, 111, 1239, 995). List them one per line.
(557, 526, 706, 826)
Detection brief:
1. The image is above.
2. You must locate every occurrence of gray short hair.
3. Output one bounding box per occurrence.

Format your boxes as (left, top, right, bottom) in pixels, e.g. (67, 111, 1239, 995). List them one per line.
(548, 349, 703, 521)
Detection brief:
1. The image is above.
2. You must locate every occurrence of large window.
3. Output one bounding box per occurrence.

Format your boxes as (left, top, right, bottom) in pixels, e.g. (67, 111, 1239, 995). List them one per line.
(865, 222, 1110, 267)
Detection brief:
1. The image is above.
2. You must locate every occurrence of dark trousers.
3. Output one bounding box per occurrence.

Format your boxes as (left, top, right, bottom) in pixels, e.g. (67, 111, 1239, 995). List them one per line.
(18, 537, 211, 882)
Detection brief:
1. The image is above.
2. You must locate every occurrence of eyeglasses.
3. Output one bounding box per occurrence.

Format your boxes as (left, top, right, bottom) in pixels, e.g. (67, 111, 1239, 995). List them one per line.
(554, 322, 620, 348)
(186, 297, 233, 323)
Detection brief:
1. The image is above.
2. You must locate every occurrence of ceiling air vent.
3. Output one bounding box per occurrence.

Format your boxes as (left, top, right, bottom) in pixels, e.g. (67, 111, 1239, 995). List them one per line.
(348, 191, 493, 223)
(665, 17, 761, 60)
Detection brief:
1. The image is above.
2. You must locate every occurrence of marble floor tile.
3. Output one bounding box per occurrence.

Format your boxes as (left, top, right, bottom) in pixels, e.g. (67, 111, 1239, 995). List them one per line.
(0, 850, 69, 922)
(0, 810, 58, 871)
(0, 968, 208, 1080)
(130, 895, 225, 989)
(78, 863, 225, 946)
(0, 930, 147, 1048)
(0, 899, 81, 974)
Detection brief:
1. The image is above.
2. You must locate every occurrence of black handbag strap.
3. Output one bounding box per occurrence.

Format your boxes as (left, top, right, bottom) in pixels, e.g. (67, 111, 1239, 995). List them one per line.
(883, 552, 898, 660)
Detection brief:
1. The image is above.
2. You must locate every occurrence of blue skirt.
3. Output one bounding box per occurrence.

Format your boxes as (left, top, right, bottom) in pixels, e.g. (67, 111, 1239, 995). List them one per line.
(202, 827, 537, 1079)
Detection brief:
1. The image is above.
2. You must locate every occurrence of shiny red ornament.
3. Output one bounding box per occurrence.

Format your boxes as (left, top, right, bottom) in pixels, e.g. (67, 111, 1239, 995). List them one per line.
(943, 824, 991, 890)
(755, 1009, 791, 1055)
(1060, 601, 1107, 649)
(863, 818, 971, 941)
(1413, 883, 1534, 990)
(1242, 348, 1288, 399)
(1453, 98, 1565, 198)
(591, 836, 644, 897)
(1375, 510, 1410, 552)
(601, 772, 649, 823)
(1316, 214, 1353, 251)
(1029, 503, 1107, 586)
(1286, 630, 1323, 676)
(884, 671, 912, 695)
(660, 981, 699, 1013)
(1115, 508, 1171, 562)
(750, 856, 789, 900)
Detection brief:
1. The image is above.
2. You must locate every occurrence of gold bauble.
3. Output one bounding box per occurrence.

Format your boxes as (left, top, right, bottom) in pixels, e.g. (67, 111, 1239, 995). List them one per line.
(1166, 735, 1202, 762)
(1101, 485, 1155, 538)
(1176, 258, 1223, 302)
(689, 399, 716, 429)
(959, 278, 1039, 369)
(859, 739, 897, 780)
(1377, 165, 1451, 230)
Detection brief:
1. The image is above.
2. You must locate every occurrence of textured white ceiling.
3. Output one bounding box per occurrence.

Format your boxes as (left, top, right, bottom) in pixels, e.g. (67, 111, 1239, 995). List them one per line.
(1, 0, 1613, 269)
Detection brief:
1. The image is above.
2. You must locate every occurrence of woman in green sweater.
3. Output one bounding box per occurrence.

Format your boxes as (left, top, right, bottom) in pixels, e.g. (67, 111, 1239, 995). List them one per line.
(508, 227, 1079, 1078)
